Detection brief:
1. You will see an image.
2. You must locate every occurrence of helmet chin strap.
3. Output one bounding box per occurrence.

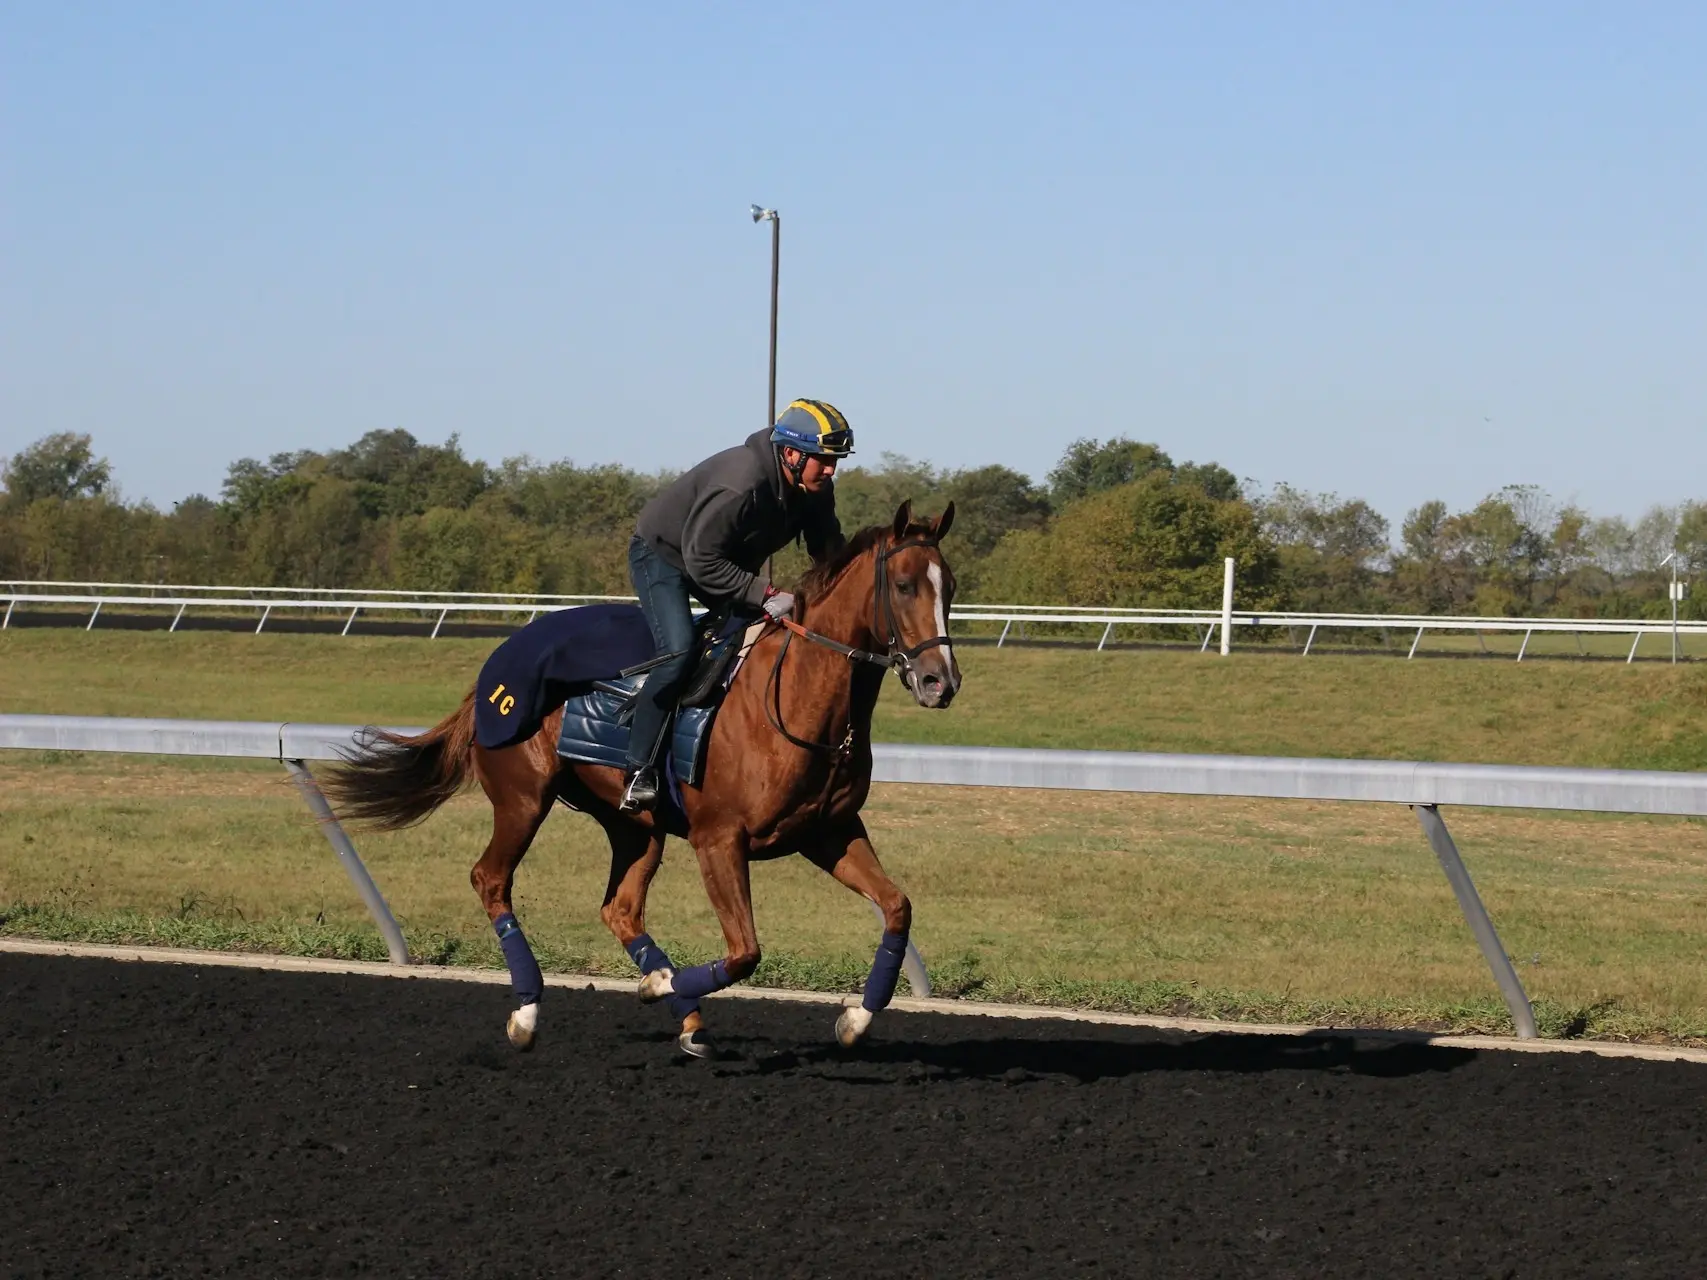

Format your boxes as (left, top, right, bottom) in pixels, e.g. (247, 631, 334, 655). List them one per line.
(779, 446, 809, 487)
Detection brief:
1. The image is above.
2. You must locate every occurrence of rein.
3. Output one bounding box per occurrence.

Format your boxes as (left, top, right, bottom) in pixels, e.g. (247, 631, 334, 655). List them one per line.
(761, 535, 952, 759)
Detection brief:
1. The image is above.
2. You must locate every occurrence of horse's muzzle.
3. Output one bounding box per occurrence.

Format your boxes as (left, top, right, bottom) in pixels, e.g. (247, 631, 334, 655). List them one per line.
(909, 666, 958, 709)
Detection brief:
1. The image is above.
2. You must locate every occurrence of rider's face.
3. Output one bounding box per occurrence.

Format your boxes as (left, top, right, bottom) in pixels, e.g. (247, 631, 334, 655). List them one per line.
(787, 450, 837, 493)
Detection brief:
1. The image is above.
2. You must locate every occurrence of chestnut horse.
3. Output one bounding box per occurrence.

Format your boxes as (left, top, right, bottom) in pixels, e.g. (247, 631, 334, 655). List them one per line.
(323, 501, 960, 1056)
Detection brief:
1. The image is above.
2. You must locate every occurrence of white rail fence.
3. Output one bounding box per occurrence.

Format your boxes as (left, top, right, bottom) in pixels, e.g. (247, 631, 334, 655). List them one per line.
(7, 713, 1707, 1037)
(4, 578, 1704, 660)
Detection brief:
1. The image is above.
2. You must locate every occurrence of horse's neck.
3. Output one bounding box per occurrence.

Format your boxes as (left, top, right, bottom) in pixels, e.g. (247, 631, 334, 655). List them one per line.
(800, 559, 877, 651)
(768, 557, 882, 734)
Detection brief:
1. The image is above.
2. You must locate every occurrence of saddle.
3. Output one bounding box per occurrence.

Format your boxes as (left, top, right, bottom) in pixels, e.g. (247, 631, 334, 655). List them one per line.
(555, 612, 764, 799)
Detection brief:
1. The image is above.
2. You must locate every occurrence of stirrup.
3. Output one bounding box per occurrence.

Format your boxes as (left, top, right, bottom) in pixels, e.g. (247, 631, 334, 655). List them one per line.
(619, 767, 659, 812)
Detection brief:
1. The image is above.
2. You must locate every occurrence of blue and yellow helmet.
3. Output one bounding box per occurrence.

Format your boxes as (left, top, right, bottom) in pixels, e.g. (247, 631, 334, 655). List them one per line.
(770, 399, 855, 458)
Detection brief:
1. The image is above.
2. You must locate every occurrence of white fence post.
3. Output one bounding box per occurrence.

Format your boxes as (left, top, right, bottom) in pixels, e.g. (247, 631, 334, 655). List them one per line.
(1219, 558, 1235, 656)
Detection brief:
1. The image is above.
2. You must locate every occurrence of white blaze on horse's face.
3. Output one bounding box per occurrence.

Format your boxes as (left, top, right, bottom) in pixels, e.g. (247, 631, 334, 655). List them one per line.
(927, 561, 955, 680)
(893, 549, 960, 709)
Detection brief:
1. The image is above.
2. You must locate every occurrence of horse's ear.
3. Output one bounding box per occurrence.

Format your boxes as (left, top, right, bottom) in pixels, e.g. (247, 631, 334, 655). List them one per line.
(933, 501, 955, 542)
(891, 500, 914, 539)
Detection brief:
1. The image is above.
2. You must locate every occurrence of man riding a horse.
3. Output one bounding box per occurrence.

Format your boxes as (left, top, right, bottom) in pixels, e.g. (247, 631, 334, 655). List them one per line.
(325, 399, 961, 1058)
(620, 398, 854, 812)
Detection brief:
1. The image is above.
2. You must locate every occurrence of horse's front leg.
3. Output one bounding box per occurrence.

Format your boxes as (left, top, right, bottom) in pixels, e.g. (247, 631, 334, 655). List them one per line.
(637, 827, 760, 1045)
(806, 819, 913, 1048)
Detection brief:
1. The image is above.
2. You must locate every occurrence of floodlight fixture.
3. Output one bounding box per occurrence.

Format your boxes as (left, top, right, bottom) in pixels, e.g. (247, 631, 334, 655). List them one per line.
(751, 204, 777, 223)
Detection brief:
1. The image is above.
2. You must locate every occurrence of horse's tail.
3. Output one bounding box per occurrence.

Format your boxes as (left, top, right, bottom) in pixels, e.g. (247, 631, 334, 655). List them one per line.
(320, 689, 479, 831)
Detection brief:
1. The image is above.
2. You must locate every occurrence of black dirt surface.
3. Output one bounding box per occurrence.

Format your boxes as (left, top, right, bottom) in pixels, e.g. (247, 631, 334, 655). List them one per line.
(4, 954, 1706, 1279)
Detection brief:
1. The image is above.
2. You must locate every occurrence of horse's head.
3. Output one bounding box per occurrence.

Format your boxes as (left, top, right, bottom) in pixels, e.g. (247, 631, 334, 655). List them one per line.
(877, 500, 961, 709)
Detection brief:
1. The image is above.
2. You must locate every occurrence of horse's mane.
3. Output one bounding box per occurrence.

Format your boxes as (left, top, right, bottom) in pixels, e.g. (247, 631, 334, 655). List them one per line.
(793, 518, 937, 602)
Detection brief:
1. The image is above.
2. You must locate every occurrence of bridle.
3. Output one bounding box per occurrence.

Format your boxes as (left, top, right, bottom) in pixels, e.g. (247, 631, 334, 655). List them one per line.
(763, 534, 952, 758)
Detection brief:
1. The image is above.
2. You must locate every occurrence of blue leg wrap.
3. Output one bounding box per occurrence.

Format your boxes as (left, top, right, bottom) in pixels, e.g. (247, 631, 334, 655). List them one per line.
(493, 912, 544, 1006)
(625, 932, 701, 1020)
(670, 958, 734, 1001)
(862, 931, 908, 1012)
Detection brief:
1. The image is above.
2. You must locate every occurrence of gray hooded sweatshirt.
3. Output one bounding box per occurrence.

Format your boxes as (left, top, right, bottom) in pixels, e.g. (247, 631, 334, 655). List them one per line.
(634, 429, 844, 607)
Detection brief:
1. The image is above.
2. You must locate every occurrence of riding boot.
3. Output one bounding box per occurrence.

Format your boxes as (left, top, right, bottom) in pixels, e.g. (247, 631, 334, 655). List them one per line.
(620, 705, 672, 812)
(619, 765, 660, 812)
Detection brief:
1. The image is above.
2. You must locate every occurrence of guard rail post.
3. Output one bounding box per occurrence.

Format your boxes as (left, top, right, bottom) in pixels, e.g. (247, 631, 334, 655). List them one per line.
(282, 758, 410, 966)
(1414, 803, 1536, 1038)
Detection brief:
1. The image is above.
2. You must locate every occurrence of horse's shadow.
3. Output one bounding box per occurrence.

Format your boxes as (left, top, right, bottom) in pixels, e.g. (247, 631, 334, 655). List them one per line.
(711, 1029, 1479, 1084)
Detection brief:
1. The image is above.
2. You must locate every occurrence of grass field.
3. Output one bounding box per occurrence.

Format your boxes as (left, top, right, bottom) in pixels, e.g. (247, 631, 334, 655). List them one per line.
(3, 629, 1706, 1042)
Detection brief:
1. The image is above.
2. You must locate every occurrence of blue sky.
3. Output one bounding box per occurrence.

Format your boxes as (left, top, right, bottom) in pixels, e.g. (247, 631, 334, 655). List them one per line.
(3, 3, 1702, 527)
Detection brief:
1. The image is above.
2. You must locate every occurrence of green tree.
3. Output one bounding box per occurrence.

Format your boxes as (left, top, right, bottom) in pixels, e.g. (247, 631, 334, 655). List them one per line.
(326, 429, 490, 515)
(1258, 485, 1392, 612)
(832, 454, 947, 533)
(979, 472, 1278, 609)
(1175, 461, 1243, 502)
(1391, 500, 1465, 613)
(1677, 502, 1707, 575)
(942, 464, 1050, 557)
(487, 457, 660, 536)
(1047, 437, 1173, 506)
(2, 433, 113, 507)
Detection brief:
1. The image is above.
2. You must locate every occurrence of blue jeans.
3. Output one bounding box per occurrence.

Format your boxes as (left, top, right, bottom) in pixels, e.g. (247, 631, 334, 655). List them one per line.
(625, 536, 699, 771)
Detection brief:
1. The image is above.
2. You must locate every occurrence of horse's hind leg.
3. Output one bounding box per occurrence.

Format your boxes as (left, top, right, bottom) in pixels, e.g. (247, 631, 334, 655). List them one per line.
(595, 816, 711, 1058)
(469, 741, 557, 1050)
(806, 818, 913, 1048)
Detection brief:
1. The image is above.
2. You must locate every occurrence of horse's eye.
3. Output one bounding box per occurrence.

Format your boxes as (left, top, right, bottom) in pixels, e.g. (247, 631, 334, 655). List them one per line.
(896, 580, 915, 596)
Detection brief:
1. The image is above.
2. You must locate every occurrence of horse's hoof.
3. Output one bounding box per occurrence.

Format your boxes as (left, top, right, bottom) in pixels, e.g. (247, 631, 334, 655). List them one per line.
(678, 1028, 714, 1059)
(506, 1003, 539, 1052)
(638, 968, 675, 1004)
(835, 1002, 874, 1049)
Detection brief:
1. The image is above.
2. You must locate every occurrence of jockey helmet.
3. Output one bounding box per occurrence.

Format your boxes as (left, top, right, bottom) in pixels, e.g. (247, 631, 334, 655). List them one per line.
(771, 399, 855, 458)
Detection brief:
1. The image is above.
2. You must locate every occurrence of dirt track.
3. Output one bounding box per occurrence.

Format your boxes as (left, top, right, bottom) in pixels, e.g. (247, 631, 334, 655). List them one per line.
(4, 953, 1706, 1278)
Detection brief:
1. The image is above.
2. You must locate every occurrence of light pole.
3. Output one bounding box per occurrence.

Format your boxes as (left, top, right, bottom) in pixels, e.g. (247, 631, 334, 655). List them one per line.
(1662, 552, 1688, 664)
(750, 205, 780, 428)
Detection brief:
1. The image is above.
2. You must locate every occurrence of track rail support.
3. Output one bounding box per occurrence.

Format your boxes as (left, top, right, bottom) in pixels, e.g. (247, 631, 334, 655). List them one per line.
(1414, 803, 1536, 1039)
(283, 759, 409, 965)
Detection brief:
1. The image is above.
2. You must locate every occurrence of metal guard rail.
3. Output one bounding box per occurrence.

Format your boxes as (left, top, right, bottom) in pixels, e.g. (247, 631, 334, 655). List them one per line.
(8, 714, 1707, 1038)
(4, 588, 1702, 660)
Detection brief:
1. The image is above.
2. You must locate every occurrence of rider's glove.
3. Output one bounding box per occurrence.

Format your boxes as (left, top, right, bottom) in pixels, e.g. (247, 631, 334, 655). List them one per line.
(761, 587, 796, 621)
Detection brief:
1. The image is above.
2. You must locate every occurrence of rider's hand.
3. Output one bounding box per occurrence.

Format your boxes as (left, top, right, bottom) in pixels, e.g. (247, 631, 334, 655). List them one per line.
(762, 588, 796, 621)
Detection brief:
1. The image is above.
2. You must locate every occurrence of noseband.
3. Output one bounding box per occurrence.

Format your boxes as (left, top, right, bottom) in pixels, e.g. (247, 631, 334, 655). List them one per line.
(764, 534, 953, 757)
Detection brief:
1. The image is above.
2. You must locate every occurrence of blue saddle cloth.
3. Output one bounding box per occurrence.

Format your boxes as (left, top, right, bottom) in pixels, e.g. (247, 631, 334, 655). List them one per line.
(471, 600, 735, 803)
(473, 603, 656, 750)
